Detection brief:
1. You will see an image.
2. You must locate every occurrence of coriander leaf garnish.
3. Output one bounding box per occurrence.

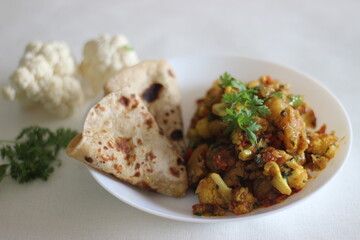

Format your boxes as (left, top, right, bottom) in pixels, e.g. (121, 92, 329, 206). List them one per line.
(219, 72, 246, 91)
(0, 126, 78, 183)
(220, 73, 281, 144)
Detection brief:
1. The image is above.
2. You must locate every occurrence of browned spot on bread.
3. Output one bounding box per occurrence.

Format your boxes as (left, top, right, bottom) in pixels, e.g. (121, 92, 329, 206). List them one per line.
(95, 104, 106, 112)
(84, 156, 93, 163)
(97, 148, 101, 153)
(113, 164, 123, 174)
(98, 141, 102, 145)
(107, 141, 114, 149)
(168, 69, 175, 77)
(165, 112, 169, 116)
(145, 118, 153, 129)
(118, 96, 130, 107)
(130, 94, 139, 109)
(146, 169, 154, 173)
(145, 151, 156, 162)
(138, 182, 156, 192)
(170, 167, 180, 178)
(137, 138, 143, 145)
(135, 163, 140, 169)
(103, 146, 108, 150)
(142, 83, 163, 102)
(170, 129, 183, 140)
(170, 109, 175, 114)
(133, 172, 141, 177)
(163, 119, 168, 124)
(115, 137, 136, 162)
(159, 128, 165, 135)
(102, 129, 107, 133)
(99, 153, 117, 162)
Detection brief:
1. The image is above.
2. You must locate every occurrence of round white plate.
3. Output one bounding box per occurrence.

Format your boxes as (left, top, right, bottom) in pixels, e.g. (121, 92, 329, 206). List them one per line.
(89, 55, 352, 223)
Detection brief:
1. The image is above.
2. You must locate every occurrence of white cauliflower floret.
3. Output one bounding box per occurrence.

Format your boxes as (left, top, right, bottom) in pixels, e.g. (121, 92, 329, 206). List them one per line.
(80, 34, 139, 96)
(1, 41, 84, 117)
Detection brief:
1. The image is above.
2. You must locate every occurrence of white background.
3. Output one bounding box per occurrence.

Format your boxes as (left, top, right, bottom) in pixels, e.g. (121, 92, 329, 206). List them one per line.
(0, 0, 359, 239)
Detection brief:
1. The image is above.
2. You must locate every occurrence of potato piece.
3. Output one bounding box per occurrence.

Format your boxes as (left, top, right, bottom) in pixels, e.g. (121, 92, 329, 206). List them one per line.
(187, 144, 209, 185)
(195, 118, 212, 139)
(253, 178, 274, 199)
(223, 161, 247, 187)
(276, 107, 309, 157)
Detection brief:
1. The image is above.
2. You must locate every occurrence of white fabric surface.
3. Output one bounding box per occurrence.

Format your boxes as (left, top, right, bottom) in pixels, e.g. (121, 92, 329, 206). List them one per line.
(0, 0, 359, 239)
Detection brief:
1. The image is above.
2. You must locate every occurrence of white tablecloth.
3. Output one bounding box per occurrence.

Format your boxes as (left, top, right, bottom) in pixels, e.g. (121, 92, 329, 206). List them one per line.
(1, 0, 359, 239)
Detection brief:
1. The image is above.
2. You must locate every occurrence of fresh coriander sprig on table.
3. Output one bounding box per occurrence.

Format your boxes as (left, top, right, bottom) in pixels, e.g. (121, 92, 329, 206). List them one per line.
(0, 126, 78, 183)
(219, 72, 282, 144)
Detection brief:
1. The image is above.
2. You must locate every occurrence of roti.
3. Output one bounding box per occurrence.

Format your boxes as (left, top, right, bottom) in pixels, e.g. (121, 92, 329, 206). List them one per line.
(104, 60, 185, 156)
(66, 89, 188, 197)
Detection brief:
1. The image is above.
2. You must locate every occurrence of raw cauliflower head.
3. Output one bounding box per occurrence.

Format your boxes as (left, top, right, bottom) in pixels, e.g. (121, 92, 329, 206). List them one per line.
(80, 34, 139, 96)
(2, 41, 84, 117)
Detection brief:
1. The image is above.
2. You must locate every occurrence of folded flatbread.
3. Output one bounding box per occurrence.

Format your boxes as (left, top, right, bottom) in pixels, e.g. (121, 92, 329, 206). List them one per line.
(67, 89, 188, 197)
(104, 60, 185, 156)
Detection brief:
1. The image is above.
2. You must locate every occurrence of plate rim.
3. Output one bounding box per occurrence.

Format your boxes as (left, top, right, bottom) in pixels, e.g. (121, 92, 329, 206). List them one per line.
(88, 54, 353, 223)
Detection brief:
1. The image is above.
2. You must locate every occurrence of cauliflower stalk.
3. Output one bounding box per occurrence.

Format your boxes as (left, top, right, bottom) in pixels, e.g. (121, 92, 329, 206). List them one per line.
(2, 41, 84, 117)
(80, 34, 139, 96)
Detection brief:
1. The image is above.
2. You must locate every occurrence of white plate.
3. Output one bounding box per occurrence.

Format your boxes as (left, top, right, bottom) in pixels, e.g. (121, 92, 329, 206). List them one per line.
(89, 55, 352, 223)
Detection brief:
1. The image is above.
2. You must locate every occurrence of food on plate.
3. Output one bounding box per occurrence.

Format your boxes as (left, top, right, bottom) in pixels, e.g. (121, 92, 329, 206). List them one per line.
(0, 126, 78, 183)
(187, 73, 339, 216)
(104, 60, 185, 156)
(1, 41, 84, 117)
(80, 34, 139, 96)
(66, 89, 188, 197)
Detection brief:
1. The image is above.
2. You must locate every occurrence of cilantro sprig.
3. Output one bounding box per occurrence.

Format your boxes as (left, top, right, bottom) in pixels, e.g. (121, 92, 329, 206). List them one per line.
(219, 72, 282, 144)
(0, 126, 78, 183)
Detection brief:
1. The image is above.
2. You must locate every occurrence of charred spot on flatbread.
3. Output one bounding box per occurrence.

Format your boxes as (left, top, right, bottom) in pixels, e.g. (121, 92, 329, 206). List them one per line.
(118, 96, 130, 107)
(84, 156, 93, 163)
(135, 163, 140, 169)
(145, 151, 156, 162)
(115, 137, 136, 163)
(141, 112, 154, 130)
(113, 164, 123, 174)
(119, 95, 139, 110)
(170, 129, 183, 141)
(170, 167, 180, 178)
(142, 83, 163, 102)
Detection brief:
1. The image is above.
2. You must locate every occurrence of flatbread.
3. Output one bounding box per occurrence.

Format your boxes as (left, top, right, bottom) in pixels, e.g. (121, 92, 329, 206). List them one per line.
(104, 60, 185, 156)
(66, 89, 188, 197)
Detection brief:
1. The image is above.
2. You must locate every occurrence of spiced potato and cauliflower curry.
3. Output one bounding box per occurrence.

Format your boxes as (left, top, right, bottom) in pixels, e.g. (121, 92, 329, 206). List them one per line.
(186, 73, 339, 216)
